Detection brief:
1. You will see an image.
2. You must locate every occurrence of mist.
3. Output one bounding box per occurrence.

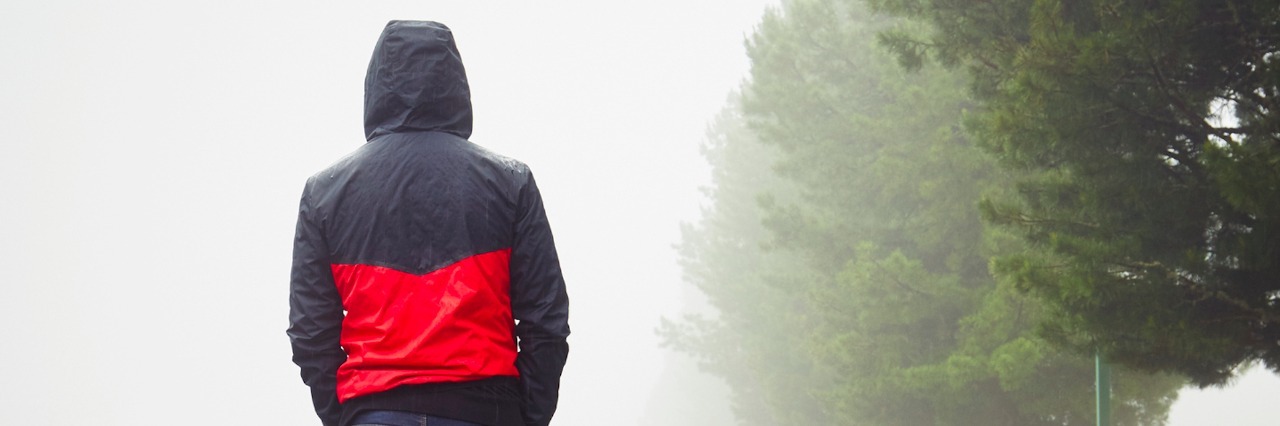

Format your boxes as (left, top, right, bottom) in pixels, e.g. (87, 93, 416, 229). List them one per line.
(1, 1, 1277, 425)
(0, 1, 769, 424)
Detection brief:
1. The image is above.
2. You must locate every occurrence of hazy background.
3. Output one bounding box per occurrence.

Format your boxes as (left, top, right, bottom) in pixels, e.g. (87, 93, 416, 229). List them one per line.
(0, 1, 1275, 425)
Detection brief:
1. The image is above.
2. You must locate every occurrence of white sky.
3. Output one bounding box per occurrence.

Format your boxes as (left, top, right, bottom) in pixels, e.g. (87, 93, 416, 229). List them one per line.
(0, 1, 1274, 425)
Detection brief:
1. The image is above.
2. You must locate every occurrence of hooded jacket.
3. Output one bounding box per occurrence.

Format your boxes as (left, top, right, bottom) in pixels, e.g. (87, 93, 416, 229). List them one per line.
(288, 21, 570, 426)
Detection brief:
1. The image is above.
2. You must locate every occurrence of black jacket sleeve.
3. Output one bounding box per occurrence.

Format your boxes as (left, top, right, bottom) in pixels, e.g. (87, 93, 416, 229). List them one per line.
(287, 180, 347, 426)
(509, 172, 571, 426)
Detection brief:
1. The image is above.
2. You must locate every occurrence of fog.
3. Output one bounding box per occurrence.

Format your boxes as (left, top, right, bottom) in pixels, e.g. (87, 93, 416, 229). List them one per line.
(0, 1, 774, 424)
(1, 1, 1276, 425)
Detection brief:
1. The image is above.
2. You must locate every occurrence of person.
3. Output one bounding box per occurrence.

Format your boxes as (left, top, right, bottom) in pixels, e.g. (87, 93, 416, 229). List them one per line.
(287, 21, 570, 426)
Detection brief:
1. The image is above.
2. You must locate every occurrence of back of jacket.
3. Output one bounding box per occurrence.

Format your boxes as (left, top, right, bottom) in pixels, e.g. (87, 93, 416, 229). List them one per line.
(288, 21, 569, 426)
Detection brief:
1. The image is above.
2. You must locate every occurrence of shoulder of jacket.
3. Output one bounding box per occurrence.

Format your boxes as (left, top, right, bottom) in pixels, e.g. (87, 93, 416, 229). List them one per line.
(306, 144, 372, 187)
(468, 142, 531, 176)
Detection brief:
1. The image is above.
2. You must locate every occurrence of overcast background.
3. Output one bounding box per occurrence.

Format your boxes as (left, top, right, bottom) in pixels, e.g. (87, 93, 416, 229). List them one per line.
(0, 1, 1275, 425)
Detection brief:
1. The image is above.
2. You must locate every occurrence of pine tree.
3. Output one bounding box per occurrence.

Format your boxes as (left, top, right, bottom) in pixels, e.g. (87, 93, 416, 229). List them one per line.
(871, 0, 1280, 384)
(667, 0, 1183, 423)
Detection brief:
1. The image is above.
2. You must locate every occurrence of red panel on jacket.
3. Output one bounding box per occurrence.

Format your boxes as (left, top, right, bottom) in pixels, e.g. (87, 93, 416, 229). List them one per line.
(330, 249, 519, 402)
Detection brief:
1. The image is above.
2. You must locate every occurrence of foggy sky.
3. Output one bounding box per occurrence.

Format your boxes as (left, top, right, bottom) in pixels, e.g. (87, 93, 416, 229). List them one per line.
(0, 1, 774, 424)
(0, 1, 1275, 425)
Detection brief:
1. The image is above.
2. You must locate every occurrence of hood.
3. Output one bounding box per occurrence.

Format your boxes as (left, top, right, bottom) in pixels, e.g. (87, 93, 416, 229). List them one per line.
(364, 21, 473, 141)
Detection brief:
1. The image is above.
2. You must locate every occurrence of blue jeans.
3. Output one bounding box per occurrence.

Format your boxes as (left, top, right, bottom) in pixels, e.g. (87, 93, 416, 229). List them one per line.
(351, 410, 483, 426)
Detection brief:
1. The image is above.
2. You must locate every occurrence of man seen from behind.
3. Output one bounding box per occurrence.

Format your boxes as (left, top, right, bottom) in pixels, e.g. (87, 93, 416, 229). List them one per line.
(287, 20, 570, 426)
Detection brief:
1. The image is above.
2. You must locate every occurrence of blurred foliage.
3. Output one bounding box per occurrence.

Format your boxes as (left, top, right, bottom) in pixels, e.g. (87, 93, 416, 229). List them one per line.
(663, 0, 1183, 424)
(867, 0, 1280, 384)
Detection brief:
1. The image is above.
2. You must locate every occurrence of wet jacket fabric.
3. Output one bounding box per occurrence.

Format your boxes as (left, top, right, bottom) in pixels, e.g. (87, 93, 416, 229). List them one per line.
(288, 21, 570, 426)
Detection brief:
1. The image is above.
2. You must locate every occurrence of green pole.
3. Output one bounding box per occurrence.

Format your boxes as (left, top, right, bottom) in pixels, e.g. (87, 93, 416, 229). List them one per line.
(1096, 350, 1111, 426)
